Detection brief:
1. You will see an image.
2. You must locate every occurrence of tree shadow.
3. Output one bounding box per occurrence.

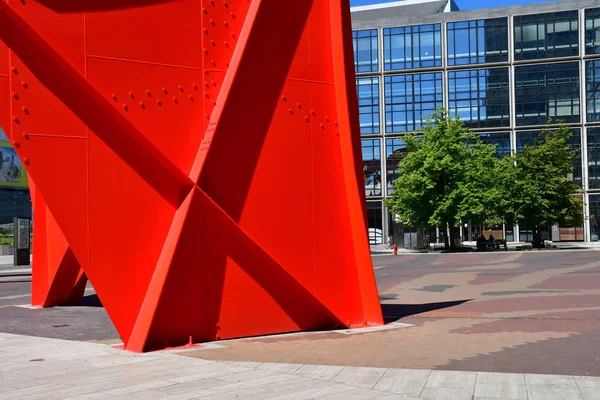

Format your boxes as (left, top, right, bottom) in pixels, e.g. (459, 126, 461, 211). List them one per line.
(381, 299, 472, 324)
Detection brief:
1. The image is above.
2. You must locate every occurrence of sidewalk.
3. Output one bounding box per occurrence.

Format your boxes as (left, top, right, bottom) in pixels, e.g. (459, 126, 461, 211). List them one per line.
(1, 332, 598, 399)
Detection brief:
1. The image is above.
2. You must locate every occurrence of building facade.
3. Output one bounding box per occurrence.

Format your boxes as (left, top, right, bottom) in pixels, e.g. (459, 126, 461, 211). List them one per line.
(0, 127, 30, 225)
(351, 0, 600, 245)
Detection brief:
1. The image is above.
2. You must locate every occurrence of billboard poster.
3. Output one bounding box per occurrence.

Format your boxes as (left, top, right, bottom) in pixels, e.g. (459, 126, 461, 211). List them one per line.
(17, 218, 30, 250)
(0, 126, 28, 188)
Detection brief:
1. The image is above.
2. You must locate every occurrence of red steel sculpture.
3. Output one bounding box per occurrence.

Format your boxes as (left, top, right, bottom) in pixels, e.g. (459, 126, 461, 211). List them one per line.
(0, 0, 383, 352)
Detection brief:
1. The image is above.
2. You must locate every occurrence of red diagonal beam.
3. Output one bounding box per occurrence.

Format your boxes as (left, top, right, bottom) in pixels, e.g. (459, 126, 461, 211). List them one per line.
(190, 0, 314, 221)
(0, 2, 193, 208)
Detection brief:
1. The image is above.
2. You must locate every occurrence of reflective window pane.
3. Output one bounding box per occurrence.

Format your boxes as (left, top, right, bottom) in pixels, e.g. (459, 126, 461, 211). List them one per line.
(447, 18, 508, 66)
(478, 132, 511, 158)
(515, 62, 580, 126)
(353, 29, 378, 73)
(362, 139, 382, 197)
(384, 72, 443, 133)
(448, 67, 510, 129)
(516, 128, 582, 186)
(587, 127, 600, 190)
(383, 24, 442, 70)
(585, 8, 600, 55)
(385, 138, 407, 195)
(367, 201, 384, 244)
(514, 11, 579, 61)
(356, 77, 380, 135)
(587, 60, 600, 122)
(590, 194, 600, 241)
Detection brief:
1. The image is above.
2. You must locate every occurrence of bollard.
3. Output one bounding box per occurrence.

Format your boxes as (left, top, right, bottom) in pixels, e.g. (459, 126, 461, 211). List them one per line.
(393, 244, 398, 256)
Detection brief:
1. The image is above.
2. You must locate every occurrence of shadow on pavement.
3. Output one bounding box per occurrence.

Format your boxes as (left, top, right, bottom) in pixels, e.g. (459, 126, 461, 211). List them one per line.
(80, 294, 103, 308)
(381, 299, 472, 324)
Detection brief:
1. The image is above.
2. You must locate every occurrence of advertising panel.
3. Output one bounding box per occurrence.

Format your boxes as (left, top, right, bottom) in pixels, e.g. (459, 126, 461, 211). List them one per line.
(0, 126, 28, 188)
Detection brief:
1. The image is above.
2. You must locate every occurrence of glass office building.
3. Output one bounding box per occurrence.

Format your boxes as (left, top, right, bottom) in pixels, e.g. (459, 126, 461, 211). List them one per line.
(351, 0, 600, 245)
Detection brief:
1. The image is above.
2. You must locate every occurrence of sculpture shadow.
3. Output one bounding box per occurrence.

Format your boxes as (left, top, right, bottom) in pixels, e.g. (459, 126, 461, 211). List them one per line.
(381, 299, 472, 324)
(80, 294, 103, 308)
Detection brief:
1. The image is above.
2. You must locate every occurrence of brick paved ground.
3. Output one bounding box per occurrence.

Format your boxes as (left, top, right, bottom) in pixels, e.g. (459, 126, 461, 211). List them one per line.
(2, 250, 599, 376)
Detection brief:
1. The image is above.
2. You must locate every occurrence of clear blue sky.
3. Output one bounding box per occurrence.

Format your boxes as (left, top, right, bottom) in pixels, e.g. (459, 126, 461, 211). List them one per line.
(350, 0, 558, 11)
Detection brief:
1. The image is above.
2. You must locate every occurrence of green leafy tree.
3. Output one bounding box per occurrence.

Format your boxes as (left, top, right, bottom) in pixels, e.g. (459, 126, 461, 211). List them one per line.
(498, 123, 583, 247)
(385, 110, 501, 249)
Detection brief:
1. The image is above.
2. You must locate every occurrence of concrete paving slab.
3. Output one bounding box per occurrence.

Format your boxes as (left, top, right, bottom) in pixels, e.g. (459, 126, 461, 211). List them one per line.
(475, 372, 528, 399)
(525, 374, 581, 394)
(372, 368, 431, 396)
(258, 362, 305, 374)
(331, 366, 387, 389)
(426, 370, 477, 390)
(420, 386, 475, 400)
(293, 364, 345, 381)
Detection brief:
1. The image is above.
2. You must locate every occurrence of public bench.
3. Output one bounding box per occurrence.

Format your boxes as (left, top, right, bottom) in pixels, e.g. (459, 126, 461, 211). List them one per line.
(477, 238, 507, 251)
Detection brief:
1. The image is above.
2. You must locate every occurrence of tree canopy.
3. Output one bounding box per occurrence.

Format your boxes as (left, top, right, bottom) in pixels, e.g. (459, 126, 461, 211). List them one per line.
(385, 111, 583, 248)
(385, 110, 500, 248)
(497, 123, 583, 245)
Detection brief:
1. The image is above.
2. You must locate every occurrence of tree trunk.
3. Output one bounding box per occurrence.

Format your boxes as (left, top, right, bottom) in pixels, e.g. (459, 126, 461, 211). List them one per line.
(449, 227, 456, 249)
(442, 227, 449, 250)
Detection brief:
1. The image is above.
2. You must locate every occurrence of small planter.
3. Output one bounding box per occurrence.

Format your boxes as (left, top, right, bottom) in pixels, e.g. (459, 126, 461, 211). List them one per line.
(0, 245, 13, 255)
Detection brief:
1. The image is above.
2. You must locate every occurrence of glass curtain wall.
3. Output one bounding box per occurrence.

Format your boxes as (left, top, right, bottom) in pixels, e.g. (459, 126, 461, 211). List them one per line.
(384, 72, 443, 133)
(514, 11, 579, 60)
(362, 139, 382, 198)
(383, 24, 442, 70)
(587, 60, 600, 122)
(385, 138, 407, 195)
(353, 29, 378, 73)
(356, 77, 380, 135)
(447, 18, 509, 65)
(448, 67, 511, 129)
(515, 62, 580, 126)
(585, 8, 600, 55)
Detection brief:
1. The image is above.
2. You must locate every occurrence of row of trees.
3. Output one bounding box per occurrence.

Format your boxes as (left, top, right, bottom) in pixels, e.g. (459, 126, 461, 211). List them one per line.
(385, 110, 583, 249)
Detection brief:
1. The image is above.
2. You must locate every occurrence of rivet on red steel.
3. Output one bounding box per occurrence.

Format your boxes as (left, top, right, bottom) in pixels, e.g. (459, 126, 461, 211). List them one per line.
(193, 84, 199, 91)
(12, 92, 18, 100)
(129, 92, 135, 99)
(146, 89, 152, 97)
(21, 81, 28, 89)
(179, 85, 184, 92)
(288, 108, 294, 115)
(311, 109, 316, 116)
(11, 67, 18, 74)
(189, 95, 194, 102)
(23, 158, 29, 165)
(156, 99, 162, 107)
(140, 102, 145, 109)
(12, 140, 19, 148)
(22, 107, 29, 115)
(163, 88, 168, 95)
(173, 97, 178, 104)
(111, 94, 117, 101)
(123, 104, 129, 111)
(12, 116, 19, 124)
(23, 133, 30, 140)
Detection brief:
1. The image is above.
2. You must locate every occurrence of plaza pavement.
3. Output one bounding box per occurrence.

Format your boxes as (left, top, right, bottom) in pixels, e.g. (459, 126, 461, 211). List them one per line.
(2, 250, 600, 398)
(1, 331, 599, 400)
